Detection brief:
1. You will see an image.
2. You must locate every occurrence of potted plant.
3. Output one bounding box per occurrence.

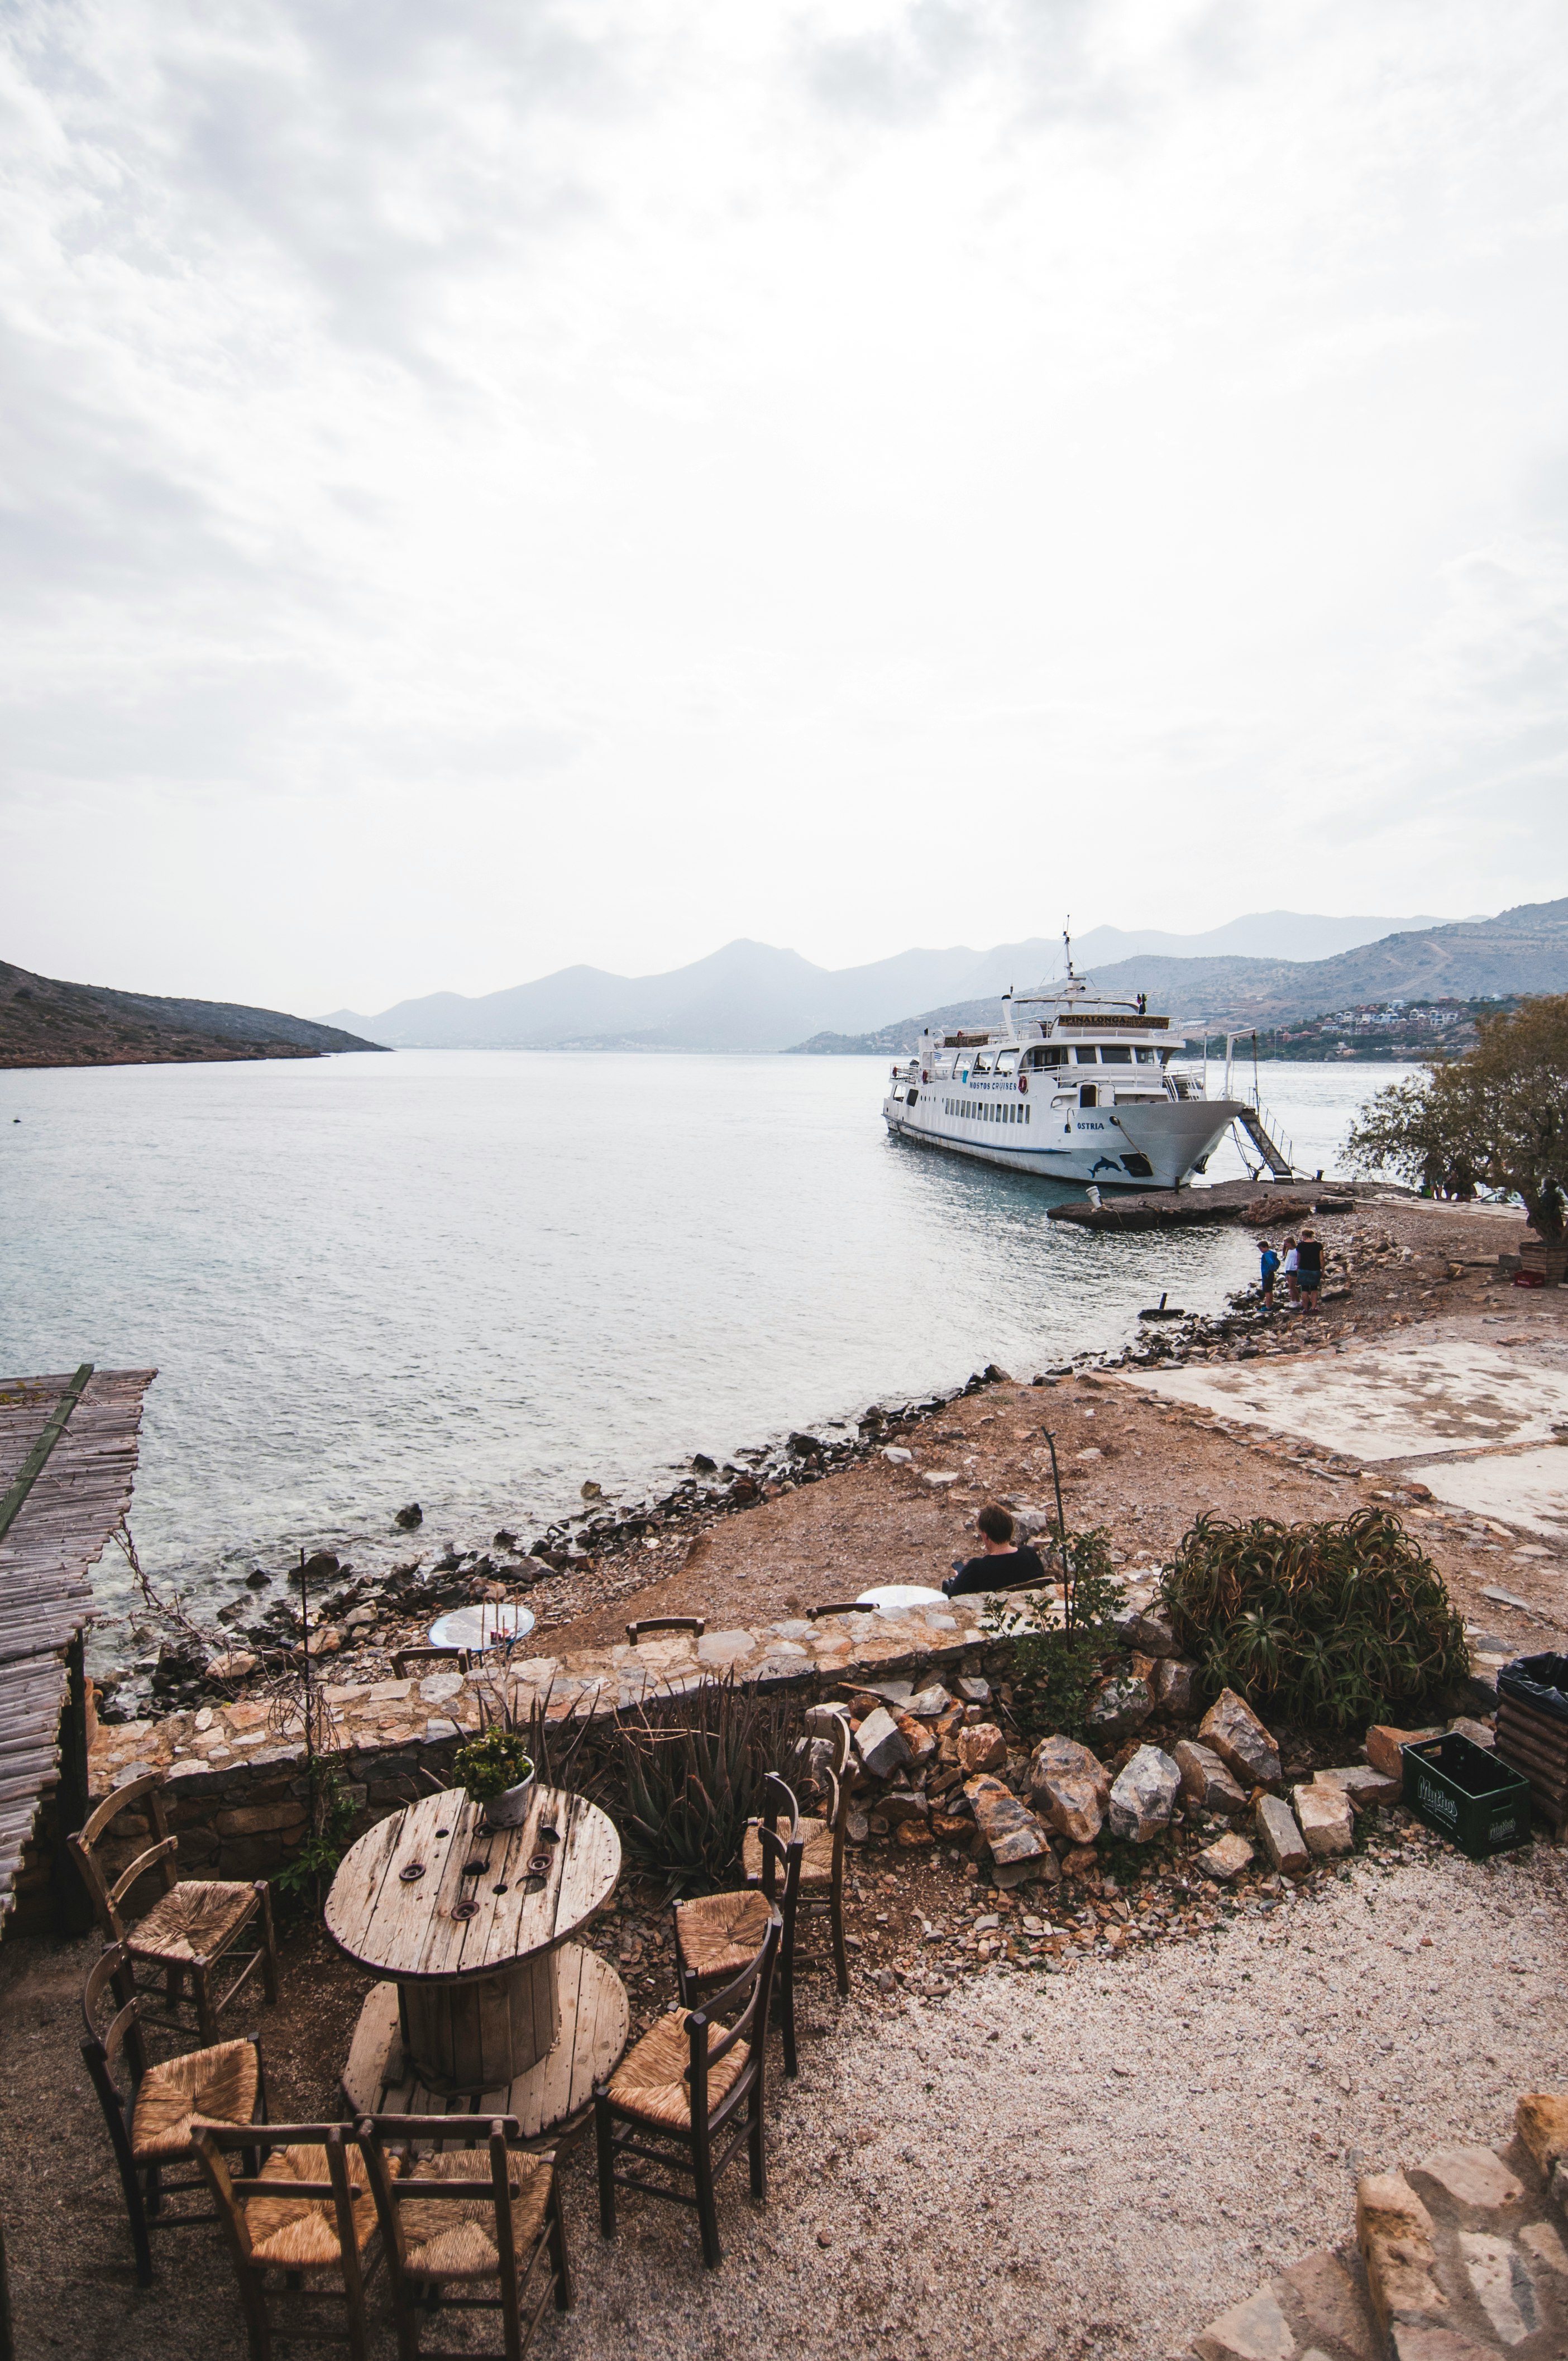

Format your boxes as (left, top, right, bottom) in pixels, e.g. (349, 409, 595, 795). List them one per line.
(453, 1728, 535, 1828)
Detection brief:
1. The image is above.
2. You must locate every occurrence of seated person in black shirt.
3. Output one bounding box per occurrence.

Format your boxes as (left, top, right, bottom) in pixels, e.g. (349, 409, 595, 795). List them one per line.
(943, 1503, 1049, 1598)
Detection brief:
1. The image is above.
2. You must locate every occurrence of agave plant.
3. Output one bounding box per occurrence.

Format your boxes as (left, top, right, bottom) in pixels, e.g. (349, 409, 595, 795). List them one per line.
(610, 1672, 804, 1887)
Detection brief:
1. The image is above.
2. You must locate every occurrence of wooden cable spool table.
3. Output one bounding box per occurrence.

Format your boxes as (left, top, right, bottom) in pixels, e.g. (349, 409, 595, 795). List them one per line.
(326, 1784, 628, 2143)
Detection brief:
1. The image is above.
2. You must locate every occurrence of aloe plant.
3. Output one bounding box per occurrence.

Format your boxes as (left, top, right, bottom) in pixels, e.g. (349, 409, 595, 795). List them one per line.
(1160, 1507, 1469, 1729)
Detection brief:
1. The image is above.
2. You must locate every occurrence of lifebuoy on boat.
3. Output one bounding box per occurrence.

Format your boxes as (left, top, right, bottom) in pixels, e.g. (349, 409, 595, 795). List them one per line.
(1018, 1074, 1028, 1094)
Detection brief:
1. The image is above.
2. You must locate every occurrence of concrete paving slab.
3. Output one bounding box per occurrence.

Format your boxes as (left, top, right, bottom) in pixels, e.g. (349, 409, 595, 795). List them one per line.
(1120, 1340, 1568, 1464)
(1403, 1447, 1568, 1543)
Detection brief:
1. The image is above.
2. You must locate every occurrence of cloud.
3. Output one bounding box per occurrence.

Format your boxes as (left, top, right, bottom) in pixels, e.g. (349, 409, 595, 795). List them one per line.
(1, 0, 1566, 1010)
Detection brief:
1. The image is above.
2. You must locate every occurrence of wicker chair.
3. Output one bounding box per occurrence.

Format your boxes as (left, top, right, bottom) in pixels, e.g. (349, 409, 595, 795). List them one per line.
(358, 2115, 572, 2361)
(191, 2120, 384, 2361)
(69, 1769, 278, 2043)
(80, 1942, 266, 2286)
(594, 1912, 780, 2269)
(743, 1715, 853, 1999)
(675, 1774, 804, 2076)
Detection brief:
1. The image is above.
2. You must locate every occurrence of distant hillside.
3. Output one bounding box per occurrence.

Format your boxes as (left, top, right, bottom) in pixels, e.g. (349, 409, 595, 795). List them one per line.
(326, 910, 1456, 1054)
(1, 959, 385, 1070)
(787, 899, 1568, 1051)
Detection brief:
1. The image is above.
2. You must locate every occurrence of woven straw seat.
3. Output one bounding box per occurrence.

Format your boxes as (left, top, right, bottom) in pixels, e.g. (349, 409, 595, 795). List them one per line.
(128, 1881, 257, 1965)
(130, 2038, 260, 2162)
(743, 1815, 833, 1887)
(673, 1887, 773, 1984)
(606, 2010, 749, 2131)
(243, 2144, 384, 2270)
(399, 2147, 553, 2281)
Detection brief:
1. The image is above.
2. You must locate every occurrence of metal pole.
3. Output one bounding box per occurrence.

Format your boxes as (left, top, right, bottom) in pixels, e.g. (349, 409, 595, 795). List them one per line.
(1044, 1433, 1071, 1623)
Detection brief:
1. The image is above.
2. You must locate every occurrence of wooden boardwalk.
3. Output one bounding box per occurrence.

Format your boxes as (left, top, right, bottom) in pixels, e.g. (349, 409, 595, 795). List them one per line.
(0, 1365, 155, 1923)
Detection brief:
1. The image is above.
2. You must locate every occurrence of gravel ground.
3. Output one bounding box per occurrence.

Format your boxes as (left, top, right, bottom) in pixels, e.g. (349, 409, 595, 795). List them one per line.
(546, 1829, 1568, 2361)
(6, 1827, 1564, 2361)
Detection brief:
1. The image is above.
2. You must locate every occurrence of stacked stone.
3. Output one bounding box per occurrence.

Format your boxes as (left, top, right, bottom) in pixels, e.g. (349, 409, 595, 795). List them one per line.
(1192, 2094, 1568, 2360)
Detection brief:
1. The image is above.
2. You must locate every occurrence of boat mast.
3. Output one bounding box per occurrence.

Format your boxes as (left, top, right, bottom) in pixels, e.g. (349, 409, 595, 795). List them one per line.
(1061, 917, 1086, 1001)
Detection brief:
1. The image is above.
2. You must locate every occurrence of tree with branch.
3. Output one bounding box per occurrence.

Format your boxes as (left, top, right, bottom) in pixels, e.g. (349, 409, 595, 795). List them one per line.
(1346, 994, 1568, 1241)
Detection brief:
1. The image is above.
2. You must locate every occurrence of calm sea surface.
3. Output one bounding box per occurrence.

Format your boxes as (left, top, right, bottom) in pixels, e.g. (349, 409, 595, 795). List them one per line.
(1, 1052, 1411, 1632)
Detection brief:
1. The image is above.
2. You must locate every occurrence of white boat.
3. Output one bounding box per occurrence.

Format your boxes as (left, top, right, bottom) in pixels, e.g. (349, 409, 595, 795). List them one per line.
(881, 936, 1252, 1191)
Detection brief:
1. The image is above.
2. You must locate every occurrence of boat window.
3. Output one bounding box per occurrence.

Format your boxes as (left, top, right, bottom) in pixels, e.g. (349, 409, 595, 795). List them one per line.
(1027, 1045, 1067, 1068)
(1079, 1083, 1097, 1108)
(1136, 1047, 1157, 1064)
(996, 1049, 1019, 1073)
(974, 1052, 995, 1074)
(1073, 1046, 1097, 1064)
(1100, 1045, 1132, 1065)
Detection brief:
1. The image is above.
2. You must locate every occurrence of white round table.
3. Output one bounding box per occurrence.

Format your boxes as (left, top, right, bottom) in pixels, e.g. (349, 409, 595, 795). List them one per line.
(428, 1602, 536, 1651)
(855, 1584, 946, 1612)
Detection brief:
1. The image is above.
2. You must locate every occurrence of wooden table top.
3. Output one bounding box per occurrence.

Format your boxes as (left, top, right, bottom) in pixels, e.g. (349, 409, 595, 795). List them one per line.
(324, 1784, 620, 1986)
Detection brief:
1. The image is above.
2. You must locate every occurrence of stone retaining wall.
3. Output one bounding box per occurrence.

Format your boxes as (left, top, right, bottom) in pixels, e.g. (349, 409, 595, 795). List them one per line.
(74, 1595, 1005, 1892)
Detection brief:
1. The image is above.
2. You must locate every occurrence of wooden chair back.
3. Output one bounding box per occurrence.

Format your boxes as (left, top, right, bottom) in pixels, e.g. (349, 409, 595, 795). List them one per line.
(683, 1911, 781, 2128)
(624, 1615, 706, 1645)
(750, 1775, 803, 1908)
(391, 1644, 472, 1679)
(68, 1772, 178, 1943)
(81, 1941, 149, 2096)
(192, 2121, 372, 2360)
(358, 2113, 567, 2359)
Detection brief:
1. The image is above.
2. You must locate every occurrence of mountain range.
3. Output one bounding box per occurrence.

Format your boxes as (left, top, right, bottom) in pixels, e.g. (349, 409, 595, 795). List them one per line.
(790, 900, 1568, 1054)
(324, 910, 1464, 1053)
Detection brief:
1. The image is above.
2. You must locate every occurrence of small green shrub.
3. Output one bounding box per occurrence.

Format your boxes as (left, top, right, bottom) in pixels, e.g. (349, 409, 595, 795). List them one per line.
(274, 1753, 358, 1916)
(1159, 1507, 1469, 1729)
(989, 1527, 1123, 1741)
(452, 1728, 534, 1801)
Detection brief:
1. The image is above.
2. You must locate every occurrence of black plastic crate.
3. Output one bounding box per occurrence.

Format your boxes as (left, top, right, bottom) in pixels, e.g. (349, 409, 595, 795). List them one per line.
(1401, 1732, 1533, 1860)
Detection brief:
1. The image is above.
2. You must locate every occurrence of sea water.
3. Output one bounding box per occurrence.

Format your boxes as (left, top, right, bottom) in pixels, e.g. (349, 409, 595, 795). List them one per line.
(0, 1050, 1411, 1626)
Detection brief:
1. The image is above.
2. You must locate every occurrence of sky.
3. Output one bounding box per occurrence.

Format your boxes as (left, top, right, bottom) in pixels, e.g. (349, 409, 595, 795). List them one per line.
(3, 0, 1567, 1017)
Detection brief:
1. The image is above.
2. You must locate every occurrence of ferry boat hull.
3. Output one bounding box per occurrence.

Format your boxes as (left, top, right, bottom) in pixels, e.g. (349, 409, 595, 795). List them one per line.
(883, 1083, 1244, 1189)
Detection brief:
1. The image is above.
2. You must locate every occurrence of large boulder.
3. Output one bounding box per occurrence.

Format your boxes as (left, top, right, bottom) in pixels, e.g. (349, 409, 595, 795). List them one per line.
(963, 1775, 1056, 1869)
(854, 1706, 913, 1781)
(1153, 1657, 1199, 1717)
(1294, 1781, 1354, 1857)
(1085, 1674, 1154, 1742)
(1198, 1690, 1282, 1792)
(1115, 1602, 1179, 1657)
(1195, 1831, 1254, 1881)
(1174, 1738, 1248, 1818)
(1255, 1794, 1309, 1875)
(1107, 1745, 1182, 1842)
(1029, 1735, 1111, 1845)
(956, 1722, 1008, 1776)
(894, 1713, 938, 1766)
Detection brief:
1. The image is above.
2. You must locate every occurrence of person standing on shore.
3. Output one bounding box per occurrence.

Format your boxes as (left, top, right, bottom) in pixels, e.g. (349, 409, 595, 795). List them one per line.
(943, 1504, 1048, 1597)
(1259, 1239, 1280, 1309)
(1282, 1236, 1301, 1306)
(1297, 1227, 1323, 1312)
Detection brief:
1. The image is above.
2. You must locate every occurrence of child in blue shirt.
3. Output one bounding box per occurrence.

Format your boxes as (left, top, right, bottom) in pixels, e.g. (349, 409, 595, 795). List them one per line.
(1259, 1241, 1280, 1308)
